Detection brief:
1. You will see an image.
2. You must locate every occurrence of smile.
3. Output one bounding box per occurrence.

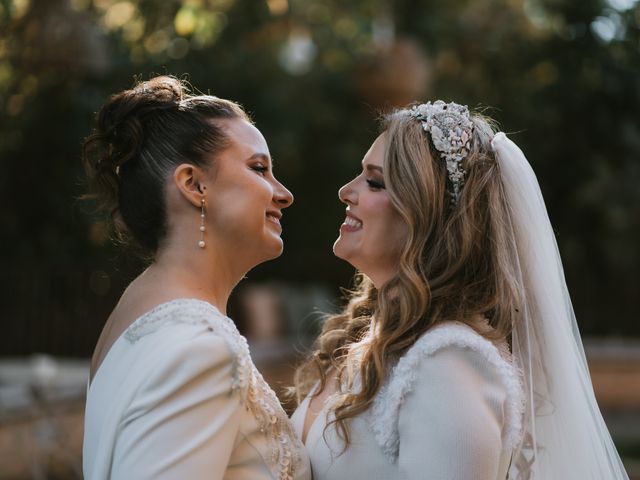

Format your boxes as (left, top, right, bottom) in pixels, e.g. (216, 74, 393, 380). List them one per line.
(266, 213, 281, 226)
(341, 215, 362, 232)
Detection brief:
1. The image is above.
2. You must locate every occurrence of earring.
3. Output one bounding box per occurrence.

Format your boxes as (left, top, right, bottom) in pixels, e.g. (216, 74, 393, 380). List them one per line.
(198, 198, 206, 249)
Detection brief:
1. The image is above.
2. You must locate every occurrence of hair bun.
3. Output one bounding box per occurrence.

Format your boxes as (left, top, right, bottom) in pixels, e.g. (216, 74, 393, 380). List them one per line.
(103, 76, 186, 146)
(82, 76, 188, 223)
(132, 76, 185, 103)
(82, 75, 249, 254)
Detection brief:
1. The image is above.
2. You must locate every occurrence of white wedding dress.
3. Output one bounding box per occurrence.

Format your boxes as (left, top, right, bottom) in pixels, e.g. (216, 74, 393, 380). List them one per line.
(291, 321, 524, 480)
(83, 298, 311, 480)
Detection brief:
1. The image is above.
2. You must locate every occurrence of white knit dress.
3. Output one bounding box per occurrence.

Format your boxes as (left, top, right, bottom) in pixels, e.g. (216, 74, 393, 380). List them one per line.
(291, 322, 524, 480)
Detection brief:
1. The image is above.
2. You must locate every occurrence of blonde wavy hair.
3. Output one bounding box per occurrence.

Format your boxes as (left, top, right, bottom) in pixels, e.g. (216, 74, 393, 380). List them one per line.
(293, 106, 522, 447)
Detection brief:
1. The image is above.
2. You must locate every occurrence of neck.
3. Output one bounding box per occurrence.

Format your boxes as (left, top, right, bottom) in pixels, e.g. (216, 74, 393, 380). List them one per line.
(367, 270, 394, 290)
(148, 238, 249, 316)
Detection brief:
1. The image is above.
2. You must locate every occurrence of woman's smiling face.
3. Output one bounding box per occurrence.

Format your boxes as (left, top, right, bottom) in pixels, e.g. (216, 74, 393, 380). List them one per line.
(333, 133, 408, 287)
(204, 119, 293, 265)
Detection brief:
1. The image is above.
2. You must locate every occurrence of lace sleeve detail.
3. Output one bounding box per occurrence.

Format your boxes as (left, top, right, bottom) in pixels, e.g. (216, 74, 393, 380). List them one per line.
(123, 299, 303, 480)
(368, 321, 524, 462)
(124, 299, 251, 396)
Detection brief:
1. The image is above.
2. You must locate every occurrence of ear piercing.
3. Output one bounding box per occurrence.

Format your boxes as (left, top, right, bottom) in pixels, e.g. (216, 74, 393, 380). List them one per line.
(198, 198, 206, 248)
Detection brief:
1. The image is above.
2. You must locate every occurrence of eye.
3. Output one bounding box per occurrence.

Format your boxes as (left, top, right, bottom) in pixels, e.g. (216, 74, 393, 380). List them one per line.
(251, 164, 268, 175)
(366, 178, 385, 190)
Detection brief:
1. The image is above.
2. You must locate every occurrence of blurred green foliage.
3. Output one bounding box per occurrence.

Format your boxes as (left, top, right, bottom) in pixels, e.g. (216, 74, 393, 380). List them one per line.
(0, 0, 638, 355)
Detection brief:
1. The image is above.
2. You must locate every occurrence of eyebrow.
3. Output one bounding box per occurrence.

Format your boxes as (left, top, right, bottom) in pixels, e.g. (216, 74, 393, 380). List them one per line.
(365, 164, 383, 173)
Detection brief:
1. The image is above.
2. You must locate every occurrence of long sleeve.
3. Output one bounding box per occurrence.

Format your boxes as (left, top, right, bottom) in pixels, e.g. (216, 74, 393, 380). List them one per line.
(397, 346, 508, 480)
(110, 333, 244, 480)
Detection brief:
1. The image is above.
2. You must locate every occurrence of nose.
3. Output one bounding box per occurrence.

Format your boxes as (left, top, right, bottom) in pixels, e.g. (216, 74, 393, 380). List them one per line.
(273, 179, 294, 208)
(338, 178, 357, 205)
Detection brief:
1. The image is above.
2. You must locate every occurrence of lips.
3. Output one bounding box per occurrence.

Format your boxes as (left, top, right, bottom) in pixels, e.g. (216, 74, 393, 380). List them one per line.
(266, 210, 282, 227)
(341, 211, 363, 231)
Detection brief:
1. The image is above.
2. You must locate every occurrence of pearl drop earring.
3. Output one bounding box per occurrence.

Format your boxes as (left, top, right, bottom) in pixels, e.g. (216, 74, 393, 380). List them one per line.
(198, 198, 206, 249)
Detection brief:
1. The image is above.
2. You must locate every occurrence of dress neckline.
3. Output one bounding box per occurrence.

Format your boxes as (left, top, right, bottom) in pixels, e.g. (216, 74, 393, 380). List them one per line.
(88, 298, 224, 392)
(299, 382, 322, 445)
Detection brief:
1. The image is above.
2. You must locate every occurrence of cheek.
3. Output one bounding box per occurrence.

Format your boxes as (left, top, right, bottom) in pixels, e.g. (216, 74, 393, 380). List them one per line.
(368, 196, 407, 252)
(209, 178, 270, 229)
(366, 195, 395, 231)
(221, 170, 272, 206)
(248, 175, 274, 205)
(389, 217, 408, 253)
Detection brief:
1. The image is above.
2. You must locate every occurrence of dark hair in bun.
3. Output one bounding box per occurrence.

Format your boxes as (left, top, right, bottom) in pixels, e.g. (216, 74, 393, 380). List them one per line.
(82, 76, 250, 255)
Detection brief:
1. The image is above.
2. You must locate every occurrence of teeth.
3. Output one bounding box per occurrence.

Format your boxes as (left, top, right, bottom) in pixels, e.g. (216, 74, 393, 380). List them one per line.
(345, 217, 362, 228)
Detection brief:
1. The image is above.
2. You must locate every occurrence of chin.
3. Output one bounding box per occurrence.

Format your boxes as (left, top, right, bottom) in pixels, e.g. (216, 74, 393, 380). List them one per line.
(265, 238, 284, 260)
(270, 247, 284, 260)
(333, 238, 356, 266)
(332, 238, 343, 258)
(245, 239, 284, 269)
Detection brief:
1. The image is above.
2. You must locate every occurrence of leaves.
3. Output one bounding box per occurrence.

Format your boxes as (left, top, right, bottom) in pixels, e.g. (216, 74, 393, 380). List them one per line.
(0, 0, 638, 355)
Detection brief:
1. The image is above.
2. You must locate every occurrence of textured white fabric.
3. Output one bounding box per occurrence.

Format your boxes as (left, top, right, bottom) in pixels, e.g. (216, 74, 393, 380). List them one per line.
(83, 299, 311, 480)
(291, 321, 522, 480)
(369, 321, 524, 461)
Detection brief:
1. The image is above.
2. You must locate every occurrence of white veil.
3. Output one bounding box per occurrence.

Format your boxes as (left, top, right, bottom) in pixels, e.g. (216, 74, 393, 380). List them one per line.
(490, 132, 629, 479)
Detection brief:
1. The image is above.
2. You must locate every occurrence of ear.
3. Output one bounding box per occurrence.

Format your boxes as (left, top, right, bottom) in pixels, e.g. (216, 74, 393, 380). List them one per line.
(173, 163, 207, 208)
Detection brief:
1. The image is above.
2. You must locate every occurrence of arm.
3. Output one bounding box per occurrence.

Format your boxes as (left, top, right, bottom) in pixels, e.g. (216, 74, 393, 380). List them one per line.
(111, 333, 244, 479)
(397, 346, 507, 480)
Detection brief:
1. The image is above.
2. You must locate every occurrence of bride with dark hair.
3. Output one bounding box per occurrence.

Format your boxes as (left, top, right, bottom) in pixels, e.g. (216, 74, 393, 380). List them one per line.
(82, 76, 310, 480)
(291, 101, 629, 479)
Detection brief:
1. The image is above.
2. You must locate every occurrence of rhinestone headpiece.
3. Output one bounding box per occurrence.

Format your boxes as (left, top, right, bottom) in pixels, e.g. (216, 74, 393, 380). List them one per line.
(408, 100, 474, 205)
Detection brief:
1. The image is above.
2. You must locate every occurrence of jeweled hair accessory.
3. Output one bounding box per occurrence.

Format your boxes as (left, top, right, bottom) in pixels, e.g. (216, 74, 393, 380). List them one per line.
(408, 100, 474, 204)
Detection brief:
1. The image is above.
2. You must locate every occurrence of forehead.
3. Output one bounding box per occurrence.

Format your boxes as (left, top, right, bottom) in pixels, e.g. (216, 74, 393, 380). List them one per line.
(362, 133, 386, 167)
(219, 118, 269, 156)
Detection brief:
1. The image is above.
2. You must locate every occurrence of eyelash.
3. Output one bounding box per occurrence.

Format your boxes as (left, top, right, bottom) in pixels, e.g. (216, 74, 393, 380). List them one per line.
(366, 179, 385, 190)
(252, 164, 268, 175)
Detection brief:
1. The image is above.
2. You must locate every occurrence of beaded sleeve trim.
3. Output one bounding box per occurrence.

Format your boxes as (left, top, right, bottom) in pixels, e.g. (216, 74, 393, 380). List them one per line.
(367, 321, 524, 462)
(124, 299, 303, 480)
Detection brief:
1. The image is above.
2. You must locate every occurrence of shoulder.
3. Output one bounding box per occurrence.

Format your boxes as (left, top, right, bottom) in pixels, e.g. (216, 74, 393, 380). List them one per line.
(125, 299, 234, 344)
(368, 321, 524, 461)
(391, 322, 520, 396)
(124, 299, 253, 400)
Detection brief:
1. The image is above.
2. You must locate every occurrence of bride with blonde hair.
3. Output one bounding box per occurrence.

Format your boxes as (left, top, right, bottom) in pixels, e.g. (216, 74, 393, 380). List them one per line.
(291, 101, 629, 479)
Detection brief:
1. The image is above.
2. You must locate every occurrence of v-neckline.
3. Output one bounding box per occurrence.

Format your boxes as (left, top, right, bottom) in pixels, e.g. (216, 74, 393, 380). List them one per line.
(301, 378, 342, 445)
(300, 387, 326, 446)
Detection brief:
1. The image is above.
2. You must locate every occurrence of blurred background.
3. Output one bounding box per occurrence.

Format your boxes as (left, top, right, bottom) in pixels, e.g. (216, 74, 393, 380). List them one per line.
(0, 0, 639, 477)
